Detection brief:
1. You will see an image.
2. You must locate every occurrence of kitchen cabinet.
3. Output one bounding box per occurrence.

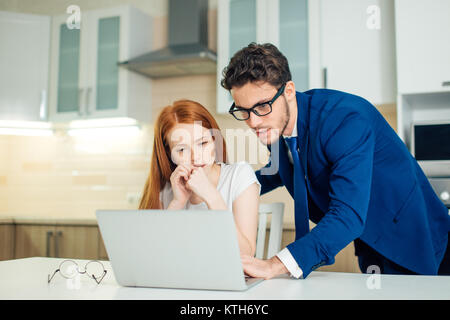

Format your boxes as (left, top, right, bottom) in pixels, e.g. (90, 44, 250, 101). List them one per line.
(395, 0, 450, 94)
(0, 219, 15, 261)
(216, 0, 396, 113)
(216, 0, 257, 115)
(48, 5, 153, 122)
(216, 0, 321, 114)
(14, 225, 54, 258)
(0, 11, 50, 121)
(320, 0, 396, 105)
(54, 225, 100, 259)
(98, 232, 109, 260)
(1, 218, 107, 261)
(395, 0, 450, 144)
(14, 222, 100, 260)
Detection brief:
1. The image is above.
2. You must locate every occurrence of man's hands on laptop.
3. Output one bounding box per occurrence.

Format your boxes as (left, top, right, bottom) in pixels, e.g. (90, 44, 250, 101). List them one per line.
(241, 254, 289, 280)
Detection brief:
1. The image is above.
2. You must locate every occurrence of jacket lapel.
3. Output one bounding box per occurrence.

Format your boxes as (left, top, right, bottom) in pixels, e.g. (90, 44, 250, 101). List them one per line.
(295, 91, 310, 178)
(268, 92, 312, 240)
(272, 91, 310, 191)
(276, 137, 294, 196)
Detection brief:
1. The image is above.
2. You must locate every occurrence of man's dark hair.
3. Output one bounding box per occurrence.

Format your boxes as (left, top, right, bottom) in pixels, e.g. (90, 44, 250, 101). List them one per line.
(220, 42, 292, 91)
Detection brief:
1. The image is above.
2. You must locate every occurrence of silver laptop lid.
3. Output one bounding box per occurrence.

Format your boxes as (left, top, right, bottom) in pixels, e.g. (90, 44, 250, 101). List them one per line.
(96, 209, 250, 291)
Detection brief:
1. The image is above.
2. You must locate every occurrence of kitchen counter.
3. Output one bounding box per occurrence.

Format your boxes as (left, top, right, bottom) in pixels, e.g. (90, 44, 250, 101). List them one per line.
(0, 217, 14, 224)
(0, 216, 98, 226)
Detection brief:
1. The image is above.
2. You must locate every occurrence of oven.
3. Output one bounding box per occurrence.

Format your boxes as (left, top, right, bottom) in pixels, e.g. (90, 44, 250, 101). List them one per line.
(411, 121, 450, 208)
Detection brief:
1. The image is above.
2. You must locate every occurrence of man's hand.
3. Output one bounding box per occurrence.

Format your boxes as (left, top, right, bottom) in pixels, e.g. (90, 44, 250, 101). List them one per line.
(241, 254, 289, 280)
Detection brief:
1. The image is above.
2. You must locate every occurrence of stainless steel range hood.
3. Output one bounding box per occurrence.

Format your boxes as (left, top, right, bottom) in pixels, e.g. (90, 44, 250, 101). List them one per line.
(119, 0, 216, 78)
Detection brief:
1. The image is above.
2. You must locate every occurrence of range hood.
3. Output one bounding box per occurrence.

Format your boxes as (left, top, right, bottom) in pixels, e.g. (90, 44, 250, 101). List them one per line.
(119, 0, 216, 78)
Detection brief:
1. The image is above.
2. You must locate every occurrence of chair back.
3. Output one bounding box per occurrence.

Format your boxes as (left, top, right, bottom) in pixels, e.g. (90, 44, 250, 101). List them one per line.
(255, 202, 285, 259)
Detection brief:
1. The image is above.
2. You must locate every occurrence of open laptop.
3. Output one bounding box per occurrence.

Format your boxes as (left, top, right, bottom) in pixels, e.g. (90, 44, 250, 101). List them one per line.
(96, 209, 264, 291)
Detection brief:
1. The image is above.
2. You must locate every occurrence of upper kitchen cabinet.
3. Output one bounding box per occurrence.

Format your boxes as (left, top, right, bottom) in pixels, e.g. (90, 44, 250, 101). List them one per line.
(395, 0, 450, 94)
(48, 5, 153, 122)
(216, 0, 257, 114)
(320, 0, 397, 105)
(395, 0, 450, 144)
(216, 0, 320, 114)
(0, 11, 50, 121)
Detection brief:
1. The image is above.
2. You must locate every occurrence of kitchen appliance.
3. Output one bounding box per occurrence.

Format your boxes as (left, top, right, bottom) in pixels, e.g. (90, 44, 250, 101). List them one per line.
(411, 120, 450, 208)
(428, 178, 450, 208)
(118, 0, 216, 78)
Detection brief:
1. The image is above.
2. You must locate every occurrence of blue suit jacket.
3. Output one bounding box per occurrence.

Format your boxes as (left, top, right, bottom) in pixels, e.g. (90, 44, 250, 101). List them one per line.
(256, 90, 450, 278)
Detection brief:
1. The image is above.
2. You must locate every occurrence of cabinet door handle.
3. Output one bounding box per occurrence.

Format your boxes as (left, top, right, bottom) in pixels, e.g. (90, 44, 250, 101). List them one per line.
(323, 67, 328, 89)
(54, 231, 63, 258)
(85, 87, 92, 115)
(443, 81, 450, 87)
(78, 88, 84, 116)
(46, 231, 54, 257)
(39, 90, 47, 120)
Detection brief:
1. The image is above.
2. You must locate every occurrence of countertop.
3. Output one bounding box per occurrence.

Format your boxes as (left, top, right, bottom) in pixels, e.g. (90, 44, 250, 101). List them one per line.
(1, 257, 449, 300)
(0, 216, 97, 226)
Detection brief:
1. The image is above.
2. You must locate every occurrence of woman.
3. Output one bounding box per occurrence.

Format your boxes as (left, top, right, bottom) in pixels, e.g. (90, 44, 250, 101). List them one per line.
(139, 100, 260, 256)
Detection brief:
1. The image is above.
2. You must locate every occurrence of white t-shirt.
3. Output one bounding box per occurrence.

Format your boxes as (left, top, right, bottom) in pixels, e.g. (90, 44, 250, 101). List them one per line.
(160, 161, 261, 211)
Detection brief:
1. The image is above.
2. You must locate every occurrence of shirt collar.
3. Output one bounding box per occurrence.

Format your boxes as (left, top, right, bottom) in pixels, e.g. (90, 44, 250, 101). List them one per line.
(282, 113, 298, 138)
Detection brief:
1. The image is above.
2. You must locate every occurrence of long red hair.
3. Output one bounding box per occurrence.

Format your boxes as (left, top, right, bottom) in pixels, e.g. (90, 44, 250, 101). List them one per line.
(139, 100, 227, 209)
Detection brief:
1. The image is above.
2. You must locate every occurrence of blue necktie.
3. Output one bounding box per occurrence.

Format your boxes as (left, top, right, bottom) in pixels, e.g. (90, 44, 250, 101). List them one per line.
(285, 137, 310, 239)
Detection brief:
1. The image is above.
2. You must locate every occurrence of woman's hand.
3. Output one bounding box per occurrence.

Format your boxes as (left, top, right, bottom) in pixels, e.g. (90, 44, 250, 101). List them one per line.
(169, 164, 193, 208)
(186, 166, 216, 202)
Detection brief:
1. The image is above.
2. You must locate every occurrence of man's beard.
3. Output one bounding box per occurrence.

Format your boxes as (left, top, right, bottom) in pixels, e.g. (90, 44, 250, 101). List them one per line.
(280, 99, 291, 137)
(267, 99, 290, 146)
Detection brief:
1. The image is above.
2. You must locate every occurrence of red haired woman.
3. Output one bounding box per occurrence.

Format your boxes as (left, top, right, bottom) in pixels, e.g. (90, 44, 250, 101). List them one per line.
(139, 100, 260, 256)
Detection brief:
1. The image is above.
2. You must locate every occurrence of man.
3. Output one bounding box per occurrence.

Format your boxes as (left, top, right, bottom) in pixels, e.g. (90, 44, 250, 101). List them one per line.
(221, 43, 450, 279)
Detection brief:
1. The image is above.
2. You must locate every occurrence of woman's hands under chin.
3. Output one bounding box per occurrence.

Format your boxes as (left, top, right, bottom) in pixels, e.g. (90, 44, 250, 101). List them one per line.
(185, 166, 216, 202)
(168, 164, 193, 209)
(186, 164, 228, 211)
(169, 163, 226, 211)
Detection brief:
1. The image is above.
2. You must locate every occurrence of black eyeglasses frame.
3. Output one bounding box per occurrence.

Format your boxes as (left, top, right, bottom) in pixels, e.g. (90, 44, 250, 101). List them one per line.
(228, 83, 287, 121)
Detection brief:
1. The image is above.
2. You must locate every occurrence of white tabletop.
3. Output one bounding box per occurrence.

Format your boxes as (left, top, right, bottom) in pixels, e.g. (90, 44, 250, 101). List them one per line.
(0, 257, 449, 300)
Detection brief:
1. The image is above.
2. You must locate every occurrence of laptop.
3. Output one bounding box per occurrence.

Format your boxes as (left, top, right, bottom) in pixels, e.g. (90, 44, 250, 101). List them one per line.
(96, 209, 264, 291)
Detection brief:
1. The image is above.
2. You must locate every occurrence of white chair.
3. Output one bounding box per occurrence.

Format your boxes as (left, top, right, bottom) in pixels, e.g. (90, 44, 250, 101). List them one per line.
(255, 202, 285, 259)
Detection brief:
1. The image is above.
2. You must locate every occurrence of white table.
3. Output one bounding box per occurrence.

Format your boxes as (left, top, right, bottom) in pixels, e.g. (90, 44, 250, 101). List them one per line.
(0, 257, 449, 300)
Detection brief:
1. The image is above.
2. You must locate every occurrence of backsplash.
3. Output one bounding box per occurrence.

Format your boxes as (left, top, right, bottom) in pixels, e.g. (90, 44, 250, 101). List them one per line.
(0, 128, 151, 217)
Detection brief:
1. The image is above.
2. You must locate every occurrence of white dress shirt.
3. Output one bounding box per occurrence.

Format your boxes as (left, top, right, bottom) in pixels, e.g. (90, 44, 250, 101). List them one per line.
(275, 116, 304, 279)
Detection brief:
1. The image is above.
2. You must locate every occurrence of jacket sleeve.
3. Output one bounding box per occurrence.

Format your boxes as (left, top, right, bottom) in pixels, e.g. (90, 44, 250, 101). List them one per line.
(287, 109, 375, 278)
(255, 159, 284, 195)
